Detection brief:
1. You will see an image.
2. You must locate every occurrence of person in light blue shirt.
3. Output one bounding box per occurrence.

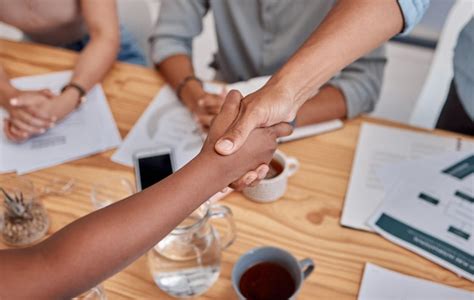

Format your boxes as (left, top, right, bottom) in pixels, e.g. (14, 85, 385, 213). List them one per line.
(152, 1, 388, 130)
(198, 0, 431, 156)
(398, 0, 431, 35)
(207, 0, 430, 155)
(152, 0, 430, 155)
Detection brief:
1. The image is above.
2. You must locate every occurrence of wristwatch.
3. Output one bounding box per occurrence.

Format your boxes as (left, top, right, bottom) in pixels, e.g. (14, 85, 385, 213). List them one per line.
(61, 83, 87, 108)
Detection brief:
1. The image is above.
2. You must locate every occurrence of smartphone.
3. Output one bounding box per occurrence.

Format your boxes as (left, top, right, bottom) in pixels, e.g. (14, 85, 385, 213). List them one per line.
(133, 147, 176, 191)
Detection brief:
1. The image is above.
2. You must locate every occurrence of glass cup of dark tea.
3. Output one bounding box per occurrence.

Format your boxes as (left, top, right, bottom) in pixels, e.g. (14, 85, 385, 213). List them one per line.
(232, 246, 314, 300)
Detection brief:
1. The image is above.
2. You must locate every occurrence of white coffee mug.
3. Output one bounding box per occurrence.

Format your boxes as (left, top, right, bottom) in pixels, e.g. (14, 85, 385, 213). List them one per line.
(243, 150, 299, 203)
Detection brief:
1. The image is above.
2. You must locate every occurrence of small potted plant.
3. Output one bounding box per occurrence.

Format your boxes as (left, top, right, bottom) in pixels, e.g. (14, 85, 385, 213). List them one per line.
(1, 178, 49, 247)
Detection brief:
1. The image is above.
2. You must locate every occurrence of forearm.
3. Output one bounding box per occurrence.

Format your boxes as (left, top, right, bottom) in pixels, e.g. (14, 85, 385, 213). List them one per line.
(0, 66, 18, 107)
(268, 0, 403, 108)
(69, 0, 119, 91)
(158, 54, 205, 110)
(295, 85, 347, 127)
(0, 154, 230, 299)
(70, 36, 119, 91)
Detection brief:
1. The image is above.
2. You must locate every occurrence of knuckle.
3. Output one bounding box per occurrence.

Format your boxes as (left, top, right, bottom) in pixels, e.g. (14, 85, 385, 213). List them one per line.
(230, 126, 244, 139)
(247, 104, 267, 124)
(263, 127, 275, 139)
(225, 94, 240, 109)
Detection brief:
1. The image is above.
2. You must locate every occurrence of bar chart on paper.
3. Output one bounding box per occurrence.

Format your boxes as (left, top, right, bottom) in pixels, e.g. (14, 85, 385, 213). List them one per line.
(370, 153, 474, 281)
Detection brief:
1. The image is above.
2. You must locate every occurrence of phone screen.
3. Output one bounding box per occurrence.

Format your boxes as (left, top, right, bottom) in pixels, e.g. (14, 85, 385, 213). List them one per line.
(138, 154, 173, 190)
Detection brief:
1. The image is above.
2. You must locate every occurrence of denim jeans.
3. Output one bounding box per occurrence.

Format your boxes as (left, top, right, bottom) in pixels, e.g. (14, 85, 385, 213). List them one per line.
(64, 25, 147, 66)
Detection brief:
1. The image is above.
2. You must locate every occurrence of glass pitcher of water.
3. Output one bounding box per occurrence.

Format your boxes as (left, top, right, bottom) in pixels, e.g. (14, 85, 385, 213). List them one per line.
(148, 201, 236, 298)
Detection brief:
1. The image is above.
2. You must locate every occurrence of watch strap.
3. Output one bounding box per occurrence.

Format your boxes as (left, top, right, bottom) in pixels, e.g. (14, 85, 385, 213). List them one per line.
(61, 83, 87, 108)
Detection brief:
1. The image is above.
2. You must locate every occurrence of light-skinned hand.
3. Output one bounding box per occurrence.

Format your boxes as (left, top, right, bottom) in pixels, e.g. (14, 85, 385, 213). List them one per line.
(201, 90, 293, 190)
(214, 83, 298, 156)
(4, 89, 56, 142)
(5, 88, 81, 142)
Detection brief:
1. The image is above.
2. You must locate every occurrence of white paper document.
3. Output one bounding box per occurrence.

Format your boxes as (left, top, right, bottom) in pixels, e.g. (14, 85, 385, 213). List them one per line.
(111, 85, 203, 169)
(113, 76, 342, 167)
(368, 152, 474, 280)
(341, 123, 474, 231)
(358, 263, 473, 300)
(0, 71, 121, 174)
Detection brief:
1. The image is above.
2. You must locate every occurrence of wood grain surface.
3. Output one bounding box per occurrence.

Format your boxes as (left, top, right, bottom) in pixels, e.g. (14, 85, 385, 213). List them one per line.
(1, 39, 473, 299)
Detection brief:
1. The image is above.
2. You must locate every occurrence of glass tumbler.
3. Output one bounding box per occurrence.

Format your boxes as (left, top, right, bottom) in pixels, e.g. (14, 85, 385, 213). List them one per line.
(90, 177, 135, 210)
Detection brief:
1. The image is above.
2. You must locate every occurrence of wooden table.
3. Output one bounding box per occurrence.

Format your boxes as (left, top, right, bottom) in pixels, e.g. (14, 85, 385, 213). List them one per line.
(1, 39, 473, 299)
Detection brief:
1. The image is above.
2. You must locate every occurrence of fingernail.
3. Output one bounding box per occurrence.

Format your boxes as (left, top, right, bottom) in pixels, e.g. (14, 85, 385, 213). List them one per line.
(51, 116, 58, 122)
(245, 174, 257, 185)
(9, 98, 19, 106)
(49, 123, 56, 128)
(198, 99, 205, 107)
(217, 139, 234, 152)
(40, 129, 46, 134)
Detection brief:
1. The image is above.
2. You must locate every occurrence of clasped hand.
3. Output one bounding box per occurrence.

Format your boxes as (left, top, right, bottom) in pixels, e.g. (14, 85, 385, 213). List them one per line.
(3, 88, 79, 142)
(201, 90, 293, 190)
(214, 83, 299, 156)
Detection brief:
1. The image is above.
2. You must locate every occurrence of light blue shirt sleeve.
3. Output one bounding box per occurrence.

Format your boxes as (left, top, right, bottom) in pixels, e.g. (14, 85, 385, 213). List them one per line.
(397, 0, 430, 35)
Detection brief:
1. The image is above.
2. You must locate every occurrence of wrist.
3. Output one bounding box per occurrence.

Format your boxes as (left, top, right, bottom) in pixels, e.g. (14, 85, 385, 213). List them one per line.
(55, 89, 82, 115)
(0, 84, 19, 107)
(61, 83, 86, 107)
(270, 63, 322, 108)
(180, 80, 206, 112)
(251, 78, 300, 123)
(193, 151, 234, 188)
(266, 72, 296, 104)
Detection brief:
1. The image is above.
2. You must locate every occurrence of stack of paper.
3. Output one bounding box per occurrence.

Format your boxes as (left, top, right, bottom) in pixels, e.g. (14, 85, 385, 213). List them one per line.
(369, 152, 474, 280)
(341, 123, 474, 231)
(111, 85, 202, 169)
(358, 263, 473, 299)
(0, 71, 122, 174)
(341, 123, 474, 280)
(112, 76, 342, 168)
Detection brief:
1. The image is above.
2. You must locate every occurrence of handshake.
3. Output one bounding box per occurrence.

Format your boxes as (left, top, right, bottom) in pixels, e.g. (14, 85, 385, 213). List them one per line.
(199, 88, 295, 190)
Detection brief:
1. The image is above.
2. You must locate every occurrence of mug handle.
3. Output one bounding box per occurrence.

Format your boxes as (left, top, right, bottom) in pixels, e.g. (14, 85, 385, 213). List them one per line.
(286, 157, 300, 177)
(209, 205, 237, 250)
(298, 258, 315, 280)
